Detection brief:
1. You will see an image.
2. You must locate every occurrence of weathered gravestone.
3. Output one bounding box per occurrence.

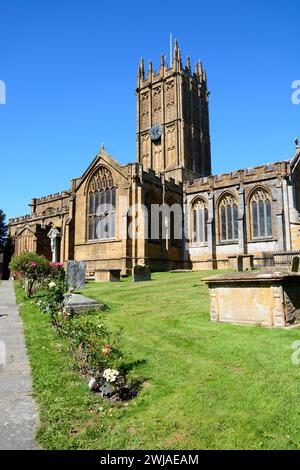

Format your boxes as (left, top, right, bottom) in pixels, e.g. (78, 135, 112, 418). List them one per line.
(291, 256, 300, 273)
(66, 261, 86, 290)
(64, 292, 106, 314)
(133, 265, 151, 283)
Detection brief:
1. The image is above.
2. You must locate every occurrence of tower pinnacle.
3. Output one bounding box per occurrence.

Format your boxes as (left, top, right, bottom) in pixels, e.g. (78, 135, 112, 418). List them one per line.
(136, 42, 211, 179)
(138, 58, 144, 80)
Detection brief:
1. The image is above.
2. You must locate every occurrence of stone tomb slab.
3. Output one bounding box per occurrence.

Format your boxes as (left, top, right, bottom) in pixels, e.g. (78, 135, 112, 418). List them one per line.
(204, 270, 300, 328)
(64, 293, 107, 314)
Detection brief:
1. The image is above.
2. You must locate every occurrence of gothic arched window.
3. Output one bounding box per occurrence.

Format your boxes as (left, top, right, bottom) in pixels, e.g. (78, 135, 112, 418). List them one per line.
(219, 193, 238, 242)
(87, 167, 116, 241)
(250, 188, 272, 239)
(191, 198, 208, 243)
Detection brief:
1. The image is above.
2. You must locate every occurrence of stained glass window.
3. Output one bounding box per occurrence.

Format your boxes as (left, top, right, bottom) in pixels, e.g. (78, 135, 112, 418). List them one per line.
(219, 194, 239, 242)
(89, 193, 94, 215)
(250, 189, 272, 239)
(87, 168, 116, 240)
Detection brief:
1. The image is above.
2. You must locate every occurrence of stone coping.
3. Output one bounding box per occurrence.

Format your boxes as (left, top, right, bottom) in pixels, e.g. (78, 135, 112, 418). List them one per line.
(94, 269, 121, 272)
(203, 270, 300, 284)
(227, 254, 254, 259)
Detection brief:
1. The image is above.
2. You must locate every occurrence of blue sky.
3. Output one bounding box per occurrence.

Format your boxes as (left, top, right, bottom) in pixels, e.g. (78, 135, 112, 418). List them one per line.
(0, 0, 299, 219)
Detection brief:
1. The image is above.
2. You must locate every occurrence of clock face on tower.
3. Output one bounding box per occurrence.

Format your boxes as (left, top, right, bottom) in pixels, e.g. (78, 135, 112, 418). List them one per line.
(149, 123, 163, 141)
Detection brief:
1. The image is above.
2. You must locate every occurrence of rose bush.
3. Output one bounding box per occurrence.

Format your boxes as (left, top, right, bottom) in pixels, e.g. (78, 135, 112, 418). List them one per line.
(38, 278, 68, 327)
(11, 253, 141, 401)
(9, 253, 50, 297)
(36, 291, 139, 401)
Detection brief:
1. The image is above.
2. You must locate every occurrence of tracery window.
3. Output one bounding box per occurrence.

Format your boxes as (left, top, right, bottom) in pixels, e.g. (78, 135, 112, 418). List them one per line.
(219, 194, 238, 242)
(250, 188, 272, 239)
(191, 199, 208, 243)
(87, 167, 116, 240)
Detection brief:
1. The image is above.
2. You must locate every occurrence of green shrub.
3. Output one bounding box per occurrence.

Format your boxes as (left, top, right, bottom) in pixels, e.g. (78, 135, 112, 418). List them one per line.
(9, 253, 50, 297)
(37, 278, 68, 327)
(62, 315, 123, 380)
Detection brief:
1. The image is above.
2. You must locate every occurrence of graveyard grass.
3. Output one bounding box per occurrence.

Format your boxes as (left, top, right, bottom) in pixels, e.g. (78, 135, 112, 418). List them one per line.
(16, 271, 300, 450)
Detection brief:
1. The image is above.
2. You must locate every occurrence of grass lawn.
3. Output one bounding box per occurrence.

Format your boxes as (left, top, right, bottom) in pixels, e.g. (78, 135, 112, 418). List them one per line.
(16, 270, 300, 450)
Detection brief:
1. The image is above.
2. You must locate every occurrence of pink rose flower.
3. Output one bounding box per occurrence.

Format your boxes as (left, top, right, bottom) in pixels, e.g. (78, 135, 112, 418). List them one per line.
(50, 262, 64, 268)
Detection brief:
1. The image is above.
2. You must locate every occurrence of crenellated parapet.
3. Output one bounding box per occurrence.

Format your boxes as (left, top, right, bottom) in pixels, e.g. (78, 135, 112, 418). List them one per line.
(9, 214, 32, 224)
(141, 166, 181, 189)
(184, 160, 291, 193)
(32, 189, 71, 206)
(127, 162, 184, 195)
(9, 205, 70, 226)
(9, 187, 72, 228)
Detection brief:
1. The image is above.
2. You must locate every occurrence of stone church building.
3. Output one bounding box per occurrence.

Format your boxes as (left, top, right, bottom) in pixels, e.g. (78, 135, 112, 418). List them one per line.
(9, 42, 300, 275)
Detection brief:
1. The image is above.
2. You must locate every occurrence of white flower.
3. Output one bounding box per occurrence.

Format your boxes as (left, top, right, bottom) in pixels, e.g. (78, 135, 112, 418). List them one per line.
(103, 368, 119, 383)
(48, 281, 56, 289)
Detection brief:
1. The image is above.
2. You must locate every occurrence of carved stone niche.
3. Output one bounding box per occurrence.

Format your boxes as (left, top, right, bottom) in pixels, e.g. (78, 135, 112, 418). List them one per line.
(204, 271, 300, 328)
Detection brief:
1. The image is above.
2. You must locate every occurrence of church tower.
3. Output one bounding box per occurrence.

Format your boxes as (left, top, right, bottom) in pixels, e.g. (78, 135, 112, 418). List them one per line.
(136, 40, 211, 182)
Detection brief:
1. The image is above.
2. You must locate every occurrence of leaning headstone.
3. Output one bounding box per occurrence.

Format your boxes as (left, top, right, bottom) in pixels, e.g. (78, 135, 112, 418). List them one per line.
(133, 265, 151, 283)
(66, 261, 86, 290)
(291, 256, 300, 273)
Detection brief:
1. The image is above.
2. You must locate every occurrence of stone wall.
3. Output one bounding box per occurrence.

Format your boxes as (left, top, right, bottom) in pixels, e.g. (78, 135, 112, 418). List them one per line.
(9, 189, 73, 262)
(184, 160, 298, 269)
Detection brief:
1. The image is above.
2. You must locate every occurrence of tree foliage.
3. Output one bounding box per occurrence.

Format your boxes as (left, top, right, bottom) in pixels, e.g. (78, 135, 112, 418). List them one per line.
(0, 209, 7, 251)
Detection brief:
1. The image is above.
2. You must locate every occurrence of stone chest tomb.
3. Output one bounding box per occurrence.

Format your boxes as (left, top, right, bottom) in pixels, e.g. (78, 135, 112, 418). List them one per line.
(204, 271, 300, 328)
